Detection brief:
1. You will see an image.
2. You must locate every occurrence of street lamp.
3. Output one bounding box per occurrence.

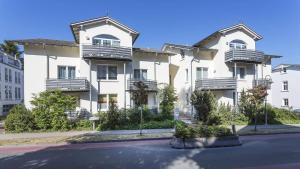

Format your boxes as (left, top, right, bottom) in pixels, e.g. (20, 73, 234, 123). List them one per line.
(264, 75, 272, 126)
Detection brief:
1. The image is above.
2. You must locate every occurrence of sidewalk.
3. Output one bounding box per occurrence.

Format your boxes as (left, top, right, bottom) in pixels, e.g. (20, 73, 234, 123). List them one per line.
(98, 128, 174, 135)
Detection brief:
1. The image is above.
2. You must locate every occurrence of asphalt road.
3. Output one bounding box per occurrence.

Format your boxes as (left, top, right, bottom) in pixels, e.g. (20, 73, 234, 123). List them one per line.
(1, 133, 300, 169)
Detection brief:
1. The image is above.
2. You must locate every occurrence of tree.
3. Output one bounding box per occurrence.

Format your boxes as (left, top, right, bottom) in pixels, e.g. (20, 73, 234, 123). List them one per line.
(4, 105, 35, 132)
(239, 85, 268, 130)
(190, 90, 217, 124)
(30, 90, 76, 130)
(106, 99, 120, 129)
(0, 40, 22, 58)
(159, 85, 177, 119)
(131, 81, 148, 107)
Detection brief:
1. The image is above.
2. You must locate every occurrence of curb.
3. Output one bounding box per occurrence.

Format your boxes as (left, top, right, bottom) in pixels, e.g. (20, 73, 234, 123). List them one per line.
(68, 137, 173, 144)
(238, 131, 300, 136)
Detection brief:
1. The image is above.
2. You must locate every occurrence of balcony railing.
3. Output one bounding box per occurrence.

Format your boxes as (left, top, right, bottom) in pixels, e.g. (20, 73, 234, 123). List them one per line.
(46, 78, 89, 92)
(195, 78, 237, 90)
(82, 44, 132, 61)
(127, 79, 158, 92)
(253, 79, 272, 89)
(225, 49, 265, 63)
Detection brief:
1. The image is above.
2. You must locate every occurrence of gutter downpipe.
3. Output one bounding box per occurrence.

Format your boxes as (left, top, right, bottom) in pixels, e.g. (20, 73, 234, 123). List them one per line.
(190, 57, 196, 119)
(43, 43, 49, 80)
(89, 59, 92, 114)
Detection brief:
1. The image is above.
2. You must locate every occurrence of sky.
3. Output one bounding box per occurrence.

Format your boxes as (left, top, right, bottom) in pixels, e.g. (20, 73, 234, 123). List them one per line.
(0, 0, 299, 66)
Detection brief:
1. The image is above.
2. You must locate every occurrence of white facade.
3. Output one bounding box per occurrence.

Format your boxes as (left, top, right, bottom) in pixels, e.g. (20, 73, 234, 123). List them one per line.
(14, 17, 277, 115)
(272, 64, 300, 111)
(163, 24, 275, 114)
(0, 50, 23, 116)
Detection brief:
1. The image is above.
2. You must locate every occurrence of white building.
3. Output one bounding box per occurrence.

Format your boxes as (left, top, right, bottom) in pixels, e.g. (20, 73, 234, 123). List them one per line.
(0, 50, 23, 116)
(12, 17, 171, 114)
(271, 64, 300, 111)
(163, 24, 279, 114)
(11, 16, 279, 115)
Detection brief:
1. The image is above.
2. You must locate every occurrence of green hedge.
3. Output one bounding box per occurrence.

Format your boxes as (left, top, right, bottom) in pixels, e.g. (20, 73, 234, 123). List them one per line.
(174, 120, 233, 139)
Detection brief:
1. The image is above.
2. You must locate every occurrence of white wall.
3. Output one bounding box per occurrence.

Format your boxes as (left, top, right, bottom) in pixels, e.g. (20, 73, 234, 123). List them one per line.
(272, 67, 300, 110)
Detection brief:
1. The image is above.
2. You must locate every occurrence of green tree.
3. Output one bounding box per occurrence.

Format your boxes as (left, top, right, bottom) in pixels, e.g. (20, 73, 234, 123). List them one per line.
(30, 90, 76, 130)
(190, 90, 217, 124)
(4, 105, 35, 132)
(131, 81, 148, 107)
(0, 40, 22, 58)
(159, 85, 177, 119)
(239, 85, 268, 130)
(106, 99, 120, 129)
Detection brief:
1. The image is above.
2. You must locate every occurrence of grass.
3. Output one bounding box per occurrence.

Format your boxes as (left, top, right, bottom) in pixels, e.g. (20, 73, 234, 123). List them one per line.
(0, 133, 173, 146)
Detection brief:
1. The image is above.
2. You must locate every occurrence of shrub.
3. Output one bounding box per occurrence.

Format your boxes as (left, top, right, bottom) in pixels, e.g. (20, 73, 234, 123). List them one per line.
(75, 119, 92, 130)
(191, 90, 217, 124)
(4, 105, 35, 132)
(143, 120, 174, 129)
(197, 125, 232, 137)
(174, 120, 196, 139)
(31, 90, 76, 130)
(159, 85, 177, 119)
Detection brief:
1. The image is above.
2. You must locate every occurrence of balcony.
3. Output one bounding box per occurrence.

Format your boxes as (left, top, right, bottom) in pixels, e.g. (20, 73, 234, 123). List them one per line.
(82, 44, 132, 61)
(46, 78, 89, 92)
(195, 78, 237, 90)
(127, 79, 158, 92)
(225, 49, 265, 63)
(253, 79, 272, 89)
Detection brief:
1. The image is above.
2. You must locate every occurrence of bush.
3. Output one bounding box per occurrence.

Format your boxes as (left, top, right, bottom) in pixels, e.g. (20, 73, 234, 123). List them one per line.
(143, 120, 174, 129)
(191, 90, 217, 124)
(159, 85, 177, 119)
(4, 105, 35, 132)
(197, 125, 232, 137)
(31, 90, 76, 130)
(174, 121, 196, 139)
(75, 119, 92, 130)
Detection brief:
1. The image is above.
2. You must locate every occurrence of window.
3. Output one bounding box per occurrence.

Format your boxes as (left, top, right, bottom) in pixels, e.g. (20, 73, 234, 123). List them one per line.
(229, 40, 247, 49)
(15, 87, 17, 99)
(98, 94, 118, 110)
(185, 69, 188, 82)
(3, 104, 15, 113)
(232, 67, 246, 79)
(5, 86, 8, 99)
(233, 92, 236, 106)
(8, 69, 11, 82)
(58, 66, 66, 79)
(196, 67, 208, 80)
(283, 98, 289, 107)
(68, 67, 76, 79)
(15, 72, 17, 83)
(282, 81, 288, 91)
(186, 93, 189, 105)
(5, 68, 8, 82)
(58, 66, 76, 79)
(8, 86, 12, 99)
(92, 34, 120, 47)
(97, 65, 117, 80)
(281, 67, 287, 73)
(18, 88, 21, 99)
(18, 72, 21, 84)
(134, 69, 147, 80)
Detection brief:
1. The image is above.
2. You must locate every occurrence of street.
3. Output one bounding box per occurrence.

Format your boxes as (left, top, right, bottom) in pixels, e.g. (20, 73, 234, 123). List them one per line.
(1, 133, 300, 169)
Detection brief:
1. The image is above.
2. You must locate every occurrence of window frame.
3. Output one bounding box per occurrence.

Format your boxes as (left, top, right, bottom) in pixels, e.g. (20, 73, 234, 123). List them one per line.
(282, 98, 289, 107)
(282, 81, 288, 91)
(232, 66, 246, 80)
(92, 35, 121, 47)
(196, 67, 208, 80)
(133, 69, 148, 80)
(57, 66, 76, 79)
(98, 94, 118, 111)
(97, 64, 118, 81)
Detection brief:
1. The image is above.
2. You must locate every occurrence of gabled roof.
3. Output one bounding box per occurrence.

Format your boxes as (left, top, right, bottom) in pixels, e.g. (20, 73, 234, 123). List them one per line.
(273, 64, 300, 71)
(194, 23, 263, 47)
(8, 39, 78, 47)
(70, 16, 139, 44)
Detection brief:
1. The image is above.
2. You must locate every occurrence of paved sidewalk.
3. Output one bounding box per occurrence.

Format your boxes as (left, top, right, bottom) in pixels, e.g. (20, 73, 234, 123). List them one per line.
(0, 130, 95, 140)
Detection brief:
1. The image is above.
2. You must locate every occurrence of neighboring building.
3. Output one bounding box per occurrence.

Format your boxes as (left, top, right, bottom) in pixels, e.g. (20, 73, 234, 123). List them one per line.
(0, 50, 23, 116)
(10, 16, 280, 116)
(11, 16, 171, 114)
(272, 64, 300, 111)
(163, 24, 280, 115)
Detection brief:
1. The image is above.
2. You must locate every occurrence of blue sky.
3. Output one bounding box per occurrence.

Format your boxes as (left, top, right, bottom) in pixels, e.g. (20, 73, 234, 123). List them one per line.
(0, 0, 299, 66)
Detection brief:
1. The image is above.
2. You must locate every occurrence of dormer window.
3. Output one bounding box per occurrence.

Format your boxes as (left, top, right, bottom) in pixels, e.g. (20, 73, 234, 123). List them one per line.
(92, 34, 120, 47)
(229, 39, 246, 50)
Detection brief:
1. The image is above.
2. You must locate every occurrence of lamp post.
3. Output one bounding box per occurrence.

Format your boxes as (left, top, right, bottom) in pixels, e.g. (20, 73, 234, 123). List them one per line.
(139, 106, 143, 135)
